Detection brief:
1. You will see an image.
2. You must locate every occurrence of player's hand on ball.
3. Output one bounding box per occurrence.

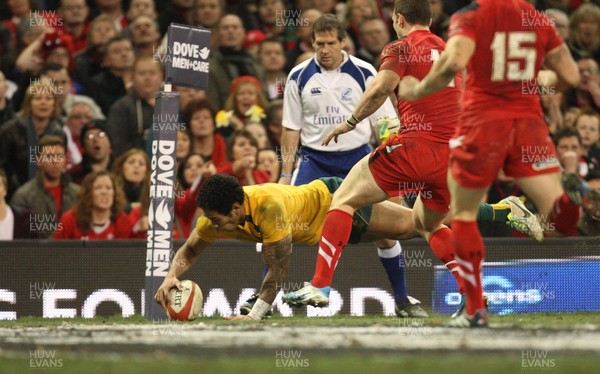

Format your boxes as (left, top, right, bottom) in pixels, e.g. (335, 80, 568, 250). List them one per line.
(224, 315, 256, 321)
(154, 276, 182, 311)
(322, 122, 355, 146)
(398, 76, 421, 101)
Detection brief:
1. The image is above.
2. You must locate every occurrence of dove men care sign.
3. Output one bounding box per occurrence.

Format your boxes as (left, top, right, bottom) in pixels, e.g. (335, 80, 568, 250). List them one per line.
(145, 92, 180, 321)
(165, 23, 211, 90)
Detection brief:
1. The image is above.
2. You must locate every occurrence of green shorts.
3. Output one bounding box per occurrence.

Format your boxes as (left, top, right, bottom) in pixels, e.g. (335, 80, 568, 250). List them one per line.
(318, 177, 373, 244)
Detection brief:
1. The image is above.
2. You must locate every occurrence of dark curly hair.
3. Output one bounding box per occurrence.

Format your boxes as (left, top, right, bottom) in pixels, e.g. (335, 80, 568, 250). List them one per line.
(182, 98, 217, 126)
(197, 174, 244, 215)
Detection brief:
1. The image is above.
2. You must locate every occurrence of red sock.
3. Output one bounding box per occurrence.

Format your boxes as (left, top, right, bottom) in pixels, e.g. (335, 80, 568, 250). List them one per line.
(549, 192, 580, 235)
(451, 220, 485, 315)
(311, 209, 353, 288)
(429, 227, 464, 294)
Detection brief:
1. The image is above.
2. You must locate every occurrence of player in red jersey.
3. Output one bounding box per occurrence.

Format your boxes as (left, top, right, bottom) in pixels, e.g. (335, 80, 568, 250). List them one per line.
(282, 0, 542, 315)
(399, 0, 581, 327)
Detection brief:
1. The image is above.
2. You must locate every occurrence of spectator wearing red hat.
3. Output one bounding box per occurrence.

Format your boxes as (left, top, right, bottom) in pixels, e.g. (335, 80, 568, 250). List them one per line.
(58, 0, 91, 53)
(207, 14, 263, 109)
(215, 75, 268, 139)
(41, 31, 76, 72)
(244, 29, 267, 60)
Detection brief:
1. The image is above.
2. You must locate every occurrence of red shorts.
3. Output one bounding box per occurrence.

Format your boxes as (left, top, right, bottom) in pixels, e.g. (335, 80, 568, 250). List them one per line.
(369, 136, 450, 213)
(450, 116, 560, 189)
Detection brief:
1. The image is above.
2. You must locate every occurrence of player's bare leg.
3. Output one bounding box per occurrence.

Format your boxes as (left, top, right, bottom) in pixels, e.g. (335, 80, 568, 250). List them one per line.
(311, 156, 389, 288)
(361, 202, 418, 242)
(446, 170, 489, 328)
(329, 156, 390, 214)
(516, 172, 580, 236)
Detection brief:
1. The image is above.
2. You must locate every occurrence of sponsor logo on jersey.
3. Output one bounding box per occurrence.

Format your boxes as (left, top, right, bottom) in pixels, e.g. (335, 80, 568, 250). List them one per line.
(310, 87, 322, 96)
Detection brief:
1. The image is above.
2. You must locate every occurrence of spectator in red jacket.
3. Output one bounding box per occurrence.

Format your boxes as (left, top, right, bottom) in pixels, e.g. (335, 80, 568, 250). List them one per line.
(217, 129, 270, 186)
(184, 98, 227, 167)
(54, 170, 132, 239)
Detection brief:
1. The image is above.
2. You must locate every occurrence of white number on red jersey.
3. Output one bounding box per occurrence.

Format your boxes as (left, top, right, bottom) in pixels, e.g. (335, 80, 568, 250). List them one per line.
(490, 31, 536, 81)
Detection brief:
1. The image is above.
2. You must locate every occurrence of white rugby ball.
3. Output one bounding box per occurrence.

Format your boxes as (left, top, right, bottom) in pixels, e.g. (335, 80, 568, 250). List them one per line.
(167, 280, 203, 321)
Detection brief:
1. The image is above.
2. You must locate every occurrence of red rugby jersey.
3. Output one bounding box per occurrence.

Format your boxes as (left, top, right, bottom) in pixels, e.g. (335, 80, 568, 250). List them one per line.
(54, 209, 133, 239)
(380, 30, 463, 143)
(448, 0, 563, 121)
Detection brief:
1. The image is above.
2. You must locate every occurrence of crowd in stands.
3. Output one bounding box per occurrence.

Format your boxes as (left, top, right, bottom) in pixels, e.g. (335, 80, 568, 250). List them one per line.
(0, 0, 599, 239)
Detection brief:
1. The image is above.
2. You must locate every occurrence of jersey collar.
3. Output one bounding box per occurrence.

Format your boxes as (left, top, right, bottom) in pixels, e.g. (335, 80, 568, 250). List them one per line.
(314, 50, 349, 72)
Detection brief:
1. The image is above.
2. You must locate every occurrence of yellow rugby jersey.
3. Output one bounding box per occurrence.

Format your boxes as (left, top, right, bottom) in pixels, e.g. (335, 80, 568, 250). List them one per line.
(195, 180, 332, 245)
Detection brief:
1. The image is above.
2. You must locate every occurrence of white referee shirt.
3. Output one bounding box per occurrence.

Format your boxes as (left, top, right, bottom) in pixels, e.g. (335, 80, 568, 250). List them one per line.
(282, 51, 397, 152)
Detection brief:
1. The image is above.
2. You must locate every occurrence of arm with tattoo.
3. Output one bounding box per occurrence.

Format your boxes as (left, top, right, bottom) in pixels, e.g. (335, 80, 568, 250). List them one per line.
(258, 234, 292, 306)
(353, 70, 400, 122)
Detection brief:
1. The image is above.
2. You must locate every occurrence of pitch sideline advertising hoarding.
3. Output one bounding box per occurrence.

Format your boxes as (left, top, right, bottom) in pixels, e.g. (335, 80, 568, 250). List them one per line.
(2, 238, 599, 319)
(433, 259, 600, 314)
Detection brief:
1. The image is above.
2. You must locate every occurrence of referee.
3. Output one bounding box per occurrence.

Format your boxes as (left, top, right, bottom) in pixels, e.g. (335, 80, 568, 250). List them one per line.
(279, 14, 397, 186)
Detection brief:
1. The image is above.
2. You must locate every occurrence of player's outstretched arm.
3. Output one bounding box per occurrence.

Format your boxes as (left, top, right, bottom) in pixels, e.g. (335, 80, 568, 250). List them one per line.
(154, 229, 209, 310)
(402, 35, 475, 101)
(322, 70, 399, 146)
(544, 44, 580, 91)
(244, 234, 292, 320)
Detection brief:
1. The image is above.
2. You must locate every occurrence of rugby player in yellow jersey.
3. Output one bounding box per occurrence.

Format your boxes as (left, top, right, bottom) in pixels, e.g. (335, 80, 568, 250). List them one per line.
(155, 174, 539, 320)
(155, 174, 427, 319)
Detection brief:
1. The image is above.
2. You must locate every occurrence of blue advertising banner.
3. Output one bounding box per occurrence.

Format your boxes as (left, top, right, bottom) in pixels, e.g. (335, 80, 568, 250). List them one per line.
(433, 257, 600, 315)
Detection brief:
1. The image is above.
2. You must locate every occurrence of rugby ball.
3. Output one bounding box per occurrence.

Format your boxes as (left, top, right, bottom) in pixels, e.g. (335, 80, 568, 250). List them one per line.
(167, 280, 203, 321)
